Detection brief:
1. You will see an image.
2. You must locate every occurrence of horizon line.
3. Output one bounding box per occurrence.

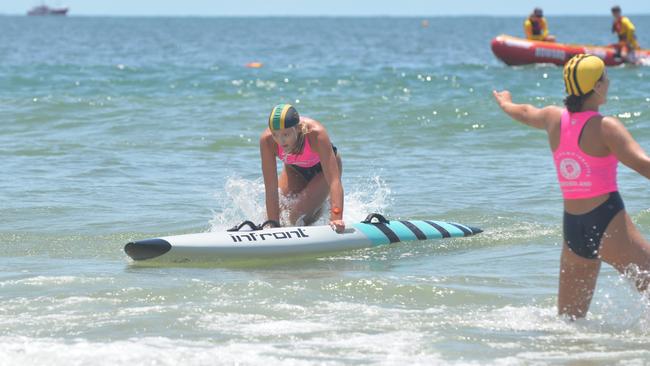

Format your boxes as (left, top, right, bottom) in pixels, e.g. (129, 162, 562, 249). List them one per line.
(2, 13, 650, 17)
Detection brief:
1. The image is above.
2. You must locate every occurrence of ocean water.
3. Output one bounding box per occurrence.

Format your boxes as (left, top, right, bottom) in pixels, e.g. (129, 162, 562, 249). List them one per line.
(1, 15, 650, 365)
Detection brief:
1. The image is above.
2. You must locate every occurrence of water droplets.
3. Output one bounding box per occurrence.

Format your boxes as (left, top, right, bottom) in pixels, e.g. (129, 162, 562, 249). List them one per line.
(616, 112, 639, 119)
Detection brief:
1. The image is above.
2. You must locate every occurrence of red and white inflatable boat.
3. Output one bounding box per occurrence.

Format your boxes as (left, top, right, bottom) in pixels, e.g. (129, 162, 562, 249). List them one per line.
(491, 34, 650, 66)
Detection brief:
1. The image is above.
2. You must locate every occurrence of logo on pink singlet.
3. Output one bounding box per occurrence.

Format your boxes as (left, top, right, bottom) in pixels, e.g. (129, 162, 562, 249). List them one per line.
(559, 158, 581, 180)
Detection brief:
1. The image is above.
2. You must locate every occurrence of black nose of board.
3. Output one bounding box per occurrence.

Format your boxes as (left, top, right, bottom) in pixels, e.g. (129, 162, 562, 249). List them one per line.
(124, 239, 172, 260)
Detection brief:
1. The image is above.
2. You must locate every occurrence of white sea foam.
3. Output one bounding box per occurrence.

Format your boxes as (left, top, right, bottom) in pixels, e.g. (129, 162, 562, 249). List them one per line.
(0, 275, 107, 288)
(208, 175, 391, 231)
(0, 335, 452, 366)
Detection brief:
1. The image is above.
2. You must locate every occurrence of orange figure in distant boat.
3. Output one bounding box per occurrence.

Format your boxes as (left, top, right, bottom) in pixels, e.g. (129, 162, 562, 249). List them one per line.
(610, 5, 640, 63)
(524, 8, 556, 42)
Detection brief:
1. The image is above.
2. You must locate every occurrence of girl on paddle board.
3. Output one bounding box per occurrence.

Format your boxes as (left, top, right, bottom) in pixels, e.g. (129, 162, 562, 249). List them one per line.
(493, 54, 650, 319)
(260, 104, 345, 232)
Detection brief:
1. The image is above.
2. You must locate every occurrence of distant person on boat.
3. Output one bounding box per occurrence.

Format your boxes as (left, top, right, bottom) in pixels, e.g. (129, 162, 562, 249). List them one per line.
(260, 104, 345, 232)
(611, 6, 640, 62)
(524, 8, 556, 42)
(493, 54, 650, 320)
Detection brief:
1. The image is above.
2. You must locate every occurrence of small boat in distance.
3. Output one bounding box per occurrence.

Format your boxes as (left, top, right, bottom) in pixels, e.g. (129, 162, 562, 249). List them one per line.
(491, 34, 650, 66)
(27, 5, 69, 16)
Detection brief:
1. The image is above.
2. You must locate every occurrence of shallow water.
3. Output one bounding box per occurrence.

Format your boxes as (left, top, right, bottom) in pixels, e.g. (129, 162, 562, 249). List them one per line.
(1, 15, 650, 365)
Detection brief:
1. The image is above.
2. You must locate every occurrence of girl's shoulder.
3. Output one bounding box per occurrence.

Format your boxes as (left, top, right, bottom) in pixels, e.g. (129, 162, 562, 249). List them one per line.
(302, 117, 327, 134)
(259, 128, 277, 148)
(302, 116, 320, 127)
(541, 105, 563, 129)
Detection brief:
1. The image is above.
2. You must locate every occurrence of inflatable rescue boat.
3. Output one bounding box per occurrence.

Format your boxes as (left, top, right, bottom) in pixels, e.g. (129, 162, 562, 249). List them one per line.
(491, 34, 650, 66)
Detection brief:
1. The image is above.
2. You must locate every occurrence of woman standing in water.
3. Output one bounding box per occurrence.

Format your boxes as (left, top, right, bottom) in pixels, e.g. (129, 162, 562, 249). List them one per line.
(493, 54, 650, 319)
(259, 104, 345, 232)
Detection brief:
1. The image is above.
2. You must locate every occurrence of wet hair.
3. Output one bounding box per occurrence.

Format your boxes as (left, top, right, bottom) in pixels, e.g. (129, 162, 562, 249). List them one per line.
(563, 70, 605, 112)
(611, 5, 621, 13)
(287, 120, 311, 155)
(563, 91, 594, 113)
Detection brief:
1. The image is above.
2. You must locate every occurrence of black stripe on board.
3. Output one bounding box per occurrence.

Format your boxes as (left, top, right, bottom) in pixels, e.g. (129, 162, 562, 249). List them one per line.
(399, 221, 427, 240)
(449, 223, 472, 237)
(373, 223, 400, 243)
(424, 220, 451, 238)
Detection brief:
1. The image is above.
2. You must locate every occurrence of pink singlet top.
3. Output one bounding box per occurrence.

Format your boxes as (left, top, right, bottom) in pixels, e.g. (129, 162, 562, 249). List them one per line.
(553, 110, 619, 199)
(277, 136, 321, 168)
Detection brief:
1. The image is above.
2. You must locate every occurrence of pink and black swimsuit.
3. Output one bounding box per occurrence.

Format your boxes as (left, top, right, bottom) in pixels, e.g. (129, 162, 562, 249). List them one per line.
(553, 110, 624, 259)
(277, 137, 337, 182)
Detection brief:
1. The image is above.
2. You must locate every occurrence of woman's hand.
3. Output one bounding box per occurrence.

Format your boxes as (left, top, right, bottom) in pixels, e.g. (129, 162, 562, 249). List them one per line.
(330, 219, 345, 233)
(493, 90, 512, 109)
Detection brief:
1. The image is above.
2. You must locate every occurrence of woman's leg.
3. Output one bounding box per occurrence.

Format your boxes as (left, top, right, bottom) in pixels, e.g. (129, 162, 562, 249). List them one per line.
(289, 173, 330, 225)
(557, 243, 602, 319)
(277, 164, 308, 224)
(278, 164, 308, 196)
(599, 210, 650, 292)
(278, 156, 342, 225)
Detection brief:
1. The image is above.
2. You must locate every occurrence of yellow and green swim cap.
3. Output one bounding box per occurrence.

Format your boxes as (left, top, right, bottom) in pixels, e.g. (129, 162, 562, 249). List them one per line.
(268, 104, 300, 130)
(563, 54, 605, 96)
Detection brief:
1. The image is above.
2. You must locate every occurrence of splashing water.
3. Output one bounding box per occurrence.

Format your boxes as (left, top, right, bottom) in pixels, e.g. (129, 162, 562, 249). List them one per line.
(208, 175, 392, 231)
(340, 175, 393, 223)
(208, 176, 267, 231)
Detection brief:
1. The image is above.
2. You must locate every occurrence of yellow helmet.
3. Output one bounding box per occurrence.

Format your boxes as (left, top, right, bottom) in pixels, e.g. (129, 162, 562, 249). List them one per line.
(563, 54, 605, 96)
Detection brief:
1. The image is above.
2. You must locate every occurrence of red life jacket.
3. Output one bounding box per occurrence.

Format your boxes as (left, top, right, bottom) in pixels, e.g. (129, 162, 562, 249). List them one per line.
(612, 18, 625, 41)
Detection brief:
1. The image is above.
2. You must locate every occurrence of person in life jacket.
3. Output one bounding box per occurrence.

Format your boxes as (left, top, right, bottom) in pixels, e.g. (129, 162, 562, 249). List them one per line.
(611, 6, 640, 62)
(524, 8, 556, 42)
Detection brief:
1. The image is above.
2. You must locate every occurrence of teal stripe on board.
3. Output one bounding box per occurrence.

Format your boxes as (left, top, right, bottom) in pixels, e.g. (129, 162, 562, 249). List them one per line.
(354, 220, 463, 245)
(431, 221, 465, 237)
(353, 223, 390, 246)
(409, 220, 444, 239)
(385, 221, 420, 242)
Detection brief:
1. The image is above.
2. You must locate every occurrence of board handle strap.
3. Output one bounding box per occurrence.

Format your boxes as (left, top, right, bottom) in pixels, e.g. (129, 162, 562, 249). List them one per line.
(259, 220, 281, 229)
(227, 220, 282, 231)
(362, 213, 390, 224)
(227, 220, 260, 232)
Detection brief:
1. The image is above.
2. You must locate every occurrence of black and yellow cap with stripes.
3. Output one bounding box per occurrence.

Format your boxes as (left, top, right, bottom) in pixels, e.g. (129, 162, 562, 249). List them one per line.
(563, 54, 605, 96)
(268, 104, 300, 131)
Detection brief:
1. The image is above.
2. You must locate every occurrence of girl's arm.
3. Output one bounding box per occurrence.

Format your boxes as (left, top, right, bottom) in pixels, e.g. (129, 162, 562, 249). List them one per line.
(493, 90, 561, 130)
(260, 131, 280, 222)
(312, 126, 345, 233)
(602, 116, 650, 179)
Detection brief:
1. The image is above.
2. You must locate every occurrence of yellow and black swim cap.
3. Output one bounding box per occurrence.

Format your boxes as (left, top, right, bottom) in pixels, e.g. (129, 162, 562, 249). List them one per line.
(563, 54, 605, 96)
(268, 104, 300, 130)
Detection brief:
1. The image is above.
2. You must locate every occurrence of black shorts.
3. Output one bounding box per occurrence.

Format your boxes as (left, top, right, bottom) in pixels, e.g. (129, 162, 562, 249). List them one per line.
(289, 145, 337, 182)
(563, 191, 624, 259)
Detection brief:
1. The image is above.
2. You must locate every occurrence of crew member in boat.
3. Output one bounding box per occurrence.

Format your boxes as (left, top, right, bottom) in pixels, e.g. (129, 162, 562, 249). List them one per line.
(611, 6, 640, 62)
(524, 8, 556, 42)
